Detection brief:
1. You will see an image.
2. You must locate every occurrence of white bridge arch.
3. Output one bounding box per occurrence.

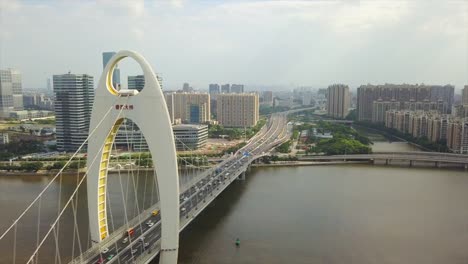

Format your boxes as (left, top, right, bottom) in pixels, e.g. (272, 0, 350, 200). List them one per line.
(86, 50, 179, 263)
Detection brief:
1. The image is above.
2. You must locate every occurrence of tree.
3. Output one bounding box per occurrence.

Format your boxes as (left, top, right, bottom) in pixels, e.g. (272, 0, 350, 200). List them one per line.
(20, 162, 43, 172)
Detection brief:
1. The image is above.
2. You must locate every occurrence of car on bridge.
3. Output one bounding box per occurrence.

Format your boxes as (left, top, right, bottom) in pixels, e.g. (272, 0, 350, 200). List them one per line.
(126, 228, 135, 237)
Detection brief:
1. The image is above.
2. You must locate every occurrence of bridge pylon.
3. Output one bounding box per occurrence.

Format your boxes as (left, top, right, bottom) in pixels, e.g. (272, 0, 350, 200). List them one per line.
(86, 50, 179, 264)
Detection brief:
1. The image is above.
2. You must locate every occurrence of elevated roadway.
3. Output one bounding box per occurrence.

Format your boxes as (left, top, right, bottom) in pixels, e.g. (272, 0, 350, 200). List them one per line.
(72, 111, 292, 264)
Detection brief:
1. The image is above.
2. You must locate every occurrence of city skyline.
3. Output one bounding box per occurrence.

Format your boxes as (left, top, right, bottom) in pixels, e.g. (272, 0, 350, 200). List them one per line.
(0, 0, 466, 90)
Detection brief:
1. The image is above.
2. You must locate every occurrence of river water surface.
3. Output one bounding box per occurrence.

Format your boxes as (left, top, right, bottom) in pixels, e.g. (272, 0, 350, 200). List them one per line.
(2, 142, 468, 264)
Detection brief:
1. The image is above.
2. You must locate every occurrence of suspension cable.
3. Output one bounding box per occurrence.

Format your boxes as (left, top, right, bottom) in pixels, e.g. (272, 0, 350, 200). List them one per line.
(70, 155, 82, 260)
(123, 114, 144, 237)
(25, 98, 127, 264)
(114, 121, 132, 246)
(54, 170, 63, 264)
(0, 102, 118, 241)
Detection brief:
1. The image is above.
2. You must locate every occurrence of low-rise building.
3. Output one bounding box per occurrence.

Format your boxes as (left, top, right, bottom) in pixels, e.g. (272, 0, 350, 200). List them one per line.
(173, 124, 208, 151)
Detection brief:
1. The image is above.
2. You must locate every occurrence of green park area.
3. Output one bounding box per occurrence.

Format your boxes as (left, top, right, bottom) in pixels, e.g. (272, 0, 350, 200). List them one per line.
(293, 120, 372, 155)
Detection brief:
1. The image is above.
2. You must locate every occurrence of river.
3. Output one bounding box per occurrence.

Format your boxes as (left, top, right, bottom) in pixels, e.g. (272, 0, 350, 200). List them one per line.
(2, 141, 468, 263)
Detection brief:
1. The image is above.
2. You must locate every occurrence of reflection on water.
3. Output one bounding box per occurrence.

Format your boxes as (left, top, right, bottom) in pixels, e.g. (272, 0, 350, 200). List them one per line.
(0, 169, 200, 264)
(178, 165, 468, 264)
(353, 125, 422, 152)
(372, 141, 421, 152)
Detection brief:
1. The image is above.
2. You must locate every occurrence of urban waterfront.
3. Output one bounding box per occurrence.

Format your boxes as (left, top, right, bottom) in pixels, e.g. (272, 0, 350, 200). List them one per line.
(2, 142, 468, 263)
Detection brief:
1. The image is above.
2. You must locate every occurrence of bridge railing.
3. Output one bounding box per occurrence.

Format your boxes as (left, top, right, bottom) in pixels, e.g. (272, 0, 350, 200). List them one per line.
(70, 202, 161, 264)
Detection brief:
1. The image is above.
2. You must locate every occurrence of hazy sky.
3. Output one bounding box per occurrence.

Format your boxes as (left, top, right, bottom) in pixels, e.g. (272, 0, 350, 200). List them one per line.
(0, 0, 467, 91)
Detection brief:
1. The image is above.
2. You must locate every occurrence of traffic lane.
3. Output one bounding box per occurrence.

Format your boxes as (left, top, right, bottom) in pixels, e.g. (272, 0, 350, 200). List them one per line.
(98, 116, 284, 262)
(87, 212, 160, 263)
(85, 118, 284, 263)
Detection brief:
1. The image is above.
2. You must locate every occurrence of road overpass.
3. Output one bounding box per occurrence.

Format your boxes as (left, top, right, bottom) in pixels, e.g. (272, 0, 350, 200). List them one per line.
(299, 151, 468, 168)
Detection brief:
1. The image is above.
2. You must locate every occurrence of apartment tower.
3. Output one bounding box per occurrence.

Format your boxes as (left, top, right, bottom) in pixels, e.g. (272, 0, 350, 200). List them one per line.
(327, 84, 350, 119)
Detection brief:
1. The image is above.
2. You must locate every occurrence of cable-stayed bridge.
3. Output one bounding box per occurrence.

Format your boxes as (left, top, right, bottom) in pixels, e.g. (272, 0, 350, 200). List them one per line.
(0, 51, 295, 264)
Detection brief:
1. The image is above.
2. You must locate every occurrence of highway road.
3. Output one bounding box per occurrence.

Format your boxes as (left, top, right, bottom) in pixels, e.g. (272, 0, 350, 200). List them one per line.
(79, 111, 292, 264)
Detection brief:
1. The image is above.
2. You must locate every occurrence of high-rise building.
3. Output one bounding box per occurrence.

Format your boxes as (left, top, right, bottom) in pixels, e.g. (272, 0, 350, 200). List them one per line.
(209, 84, 220, 115)
(357, 84, 454, 121)
(372, 99, 400, 123)
(221, 84, 230, 93)
(182, 83, 193, 92)
(302, 93, 312, 106)
(10, 69, 23, 111)
(452, 104, 468, 118)
(327, 84, 349, 119)
(427, 115, 448, 143)
(0, 68, 23, 118)
(462, 85, 468, 105)
(386, 110, 448, 142)
(165, 92, 210, 124)
(164, 92, 174, 124)
(102, 52, 120, 88)
(128, 75, 145, 92)
(217, 93, 259, 127)
(447, 119, 468, 153)
(47, 78, 52, 91)
(209, 84, 220, 97)
(261, 91, 273, 105)
(53, 73, 94, 152)
(187, 104, 208, 124)
(156, 75, 163, 90)
(127, 74, 162, 91)
(231, 84, 244, 93)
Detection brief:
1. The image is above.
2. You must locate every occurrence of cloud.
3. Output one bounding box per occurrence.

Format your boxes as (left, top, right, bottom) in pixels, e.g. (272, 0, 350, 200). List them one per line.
(170, 0, 184, 9)
(209, 0, 411, 34)
(0, 0, 466, 89)
(0, 0, 21, 12)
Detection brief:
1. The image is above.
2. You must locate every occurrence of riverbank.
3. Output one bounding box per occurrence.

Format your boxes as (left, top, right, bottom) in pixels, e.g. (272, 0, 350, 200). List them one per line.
(253, 159, 468, 170)
(352, 123, 436, 152)
(252, 161, 368, 167)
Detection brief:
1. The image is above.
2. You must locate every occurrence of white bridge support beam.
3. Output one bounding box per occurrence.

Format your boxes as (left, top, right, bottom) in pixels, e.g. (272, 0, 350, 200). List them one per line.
(86, 50, 179, 264)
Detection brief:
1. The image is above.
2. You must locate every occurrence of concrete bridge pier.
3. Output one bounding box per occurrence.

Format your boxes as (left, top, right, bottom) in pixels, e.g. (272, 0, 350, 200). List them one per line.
(409, 160, 413, 167)
(435, 161, 440, 168)
(465, 164, 468, 170)
(237, 170, 246, 181)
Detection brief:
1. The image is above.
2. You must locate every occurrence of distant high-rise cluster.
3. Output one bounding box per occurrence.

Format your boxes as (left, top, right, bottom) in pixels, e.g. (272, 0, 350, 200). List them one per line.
(182, 83, 193, 92)
(327, 84, 349, 119)
(217, 93, 259, 127)
(357, 84, 454, 122)
(261, 91, 273, 106)
(127, 74, 162, 90)
(384, 109, 468, 153)
(164, 92, 210, 124)
(53, 73, 94, 152)
(23, 93, 54, 110)
(221, 84, 230, 93)
(230, 84, 244, 93)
